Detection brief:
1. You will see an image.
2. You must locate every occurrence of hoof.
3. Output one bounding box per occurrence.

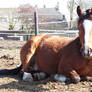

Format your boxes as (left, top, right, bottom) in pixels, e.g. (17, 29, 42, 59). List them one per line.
(53, 74, 67, 82)
(71, 75, 81, 84)
(23, 72, 33, 82)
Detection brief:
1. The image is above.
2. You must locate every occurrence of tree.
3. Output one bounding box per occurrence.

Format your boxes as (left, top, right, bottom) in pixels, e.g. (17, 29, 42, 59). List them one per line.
(75, 0, 88, 10)
(67, 0, 91, 29)
(18, 4, 35, 31)
(7, 8, 19, 30)
(83, 0, 92, 9)
(67, 0, 75, 29)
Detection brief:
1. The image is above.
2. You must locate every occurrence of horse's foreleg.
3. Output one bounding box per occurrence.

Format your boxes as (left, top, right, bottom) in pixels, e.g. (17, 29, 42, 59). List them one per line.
(20, 42, 37, 73)
(69, 70, 81, 83)
(20, 48, 37, 82)
(58, 61, 80, 83)
(56, 70, 80, 84)
(58, 68, 80, 83)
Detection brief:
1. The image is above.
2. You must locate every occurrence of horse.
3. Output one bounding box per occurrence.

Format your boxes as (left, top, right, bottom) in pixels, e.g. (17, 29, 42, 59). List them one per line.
(0, 6, 92, 84)
(20, 6, 92, 83)
(20, 34, 73, 82)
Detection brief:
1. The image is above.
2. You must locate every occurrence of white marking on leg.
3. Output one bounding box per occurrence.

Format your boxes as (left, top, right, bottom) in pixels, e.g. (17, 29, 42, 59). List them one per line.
(54, 74, 66, 82)
(23, 72, 33, 82)
(83, 20, 92, 53)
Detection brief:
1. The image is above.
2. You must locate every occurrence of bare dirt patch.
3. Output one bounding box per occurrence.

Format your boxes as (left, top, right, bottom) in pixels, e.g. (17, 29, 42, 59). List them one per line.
(0, 40, 92, 92)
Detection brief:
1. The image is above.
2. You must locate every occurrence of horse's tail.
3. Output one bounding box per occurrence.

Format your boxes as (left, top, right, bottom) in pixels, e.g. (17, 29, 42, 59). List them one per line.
(0, 64, 22, 75)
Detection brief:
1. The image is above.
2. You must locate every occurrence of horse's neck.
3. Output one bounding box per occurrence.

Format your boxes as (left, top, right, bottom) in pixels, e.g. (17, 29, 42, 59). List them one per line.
(58, 36, 81, 57)
(63, 36, 81, 53)
(74, 36, 81, 46)
(71, 36, 81, 46)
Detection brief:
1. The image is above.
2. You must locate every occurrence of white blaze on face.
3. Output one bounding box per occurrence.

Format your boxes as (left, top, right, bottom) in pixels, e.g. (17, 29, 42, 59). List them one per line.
(83, 19, 92, 54)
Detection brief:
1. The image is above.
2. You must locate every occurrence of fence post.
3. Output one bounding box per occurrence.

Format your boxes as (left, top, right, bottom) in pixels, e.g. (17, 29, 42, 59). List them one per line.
(34, 9, 39, 36)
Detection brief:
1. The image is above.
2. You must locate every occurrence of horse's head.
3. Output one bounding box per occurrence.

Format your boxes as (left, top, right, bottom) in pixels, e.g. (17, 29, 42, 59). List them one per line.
(77, 6, 92, 59)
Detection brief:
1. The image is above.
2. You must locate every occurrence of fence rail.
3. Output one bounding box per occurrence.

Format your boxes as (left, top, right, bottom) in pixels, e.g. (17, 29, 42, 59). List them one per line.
(0, 29, 79, 41)
(0, 10, 78, 40)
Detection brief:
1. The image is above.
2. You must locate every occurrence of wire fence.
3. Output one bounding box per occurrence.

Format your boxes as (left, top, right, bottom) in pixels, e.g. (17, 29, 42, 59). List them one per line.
(0, 11, 78, 41)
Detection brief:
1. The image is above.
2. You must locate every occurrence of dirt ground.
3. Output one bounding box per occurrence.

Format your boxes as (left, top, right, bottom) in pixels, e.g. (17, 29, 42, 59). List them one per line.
(0, 40, 92, 92)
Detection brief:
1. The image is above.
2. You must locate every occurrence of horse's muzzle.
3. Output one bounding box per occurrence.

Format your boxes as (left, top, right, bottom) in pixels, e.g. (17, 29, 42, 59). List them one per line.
(80, 48, 92, 59)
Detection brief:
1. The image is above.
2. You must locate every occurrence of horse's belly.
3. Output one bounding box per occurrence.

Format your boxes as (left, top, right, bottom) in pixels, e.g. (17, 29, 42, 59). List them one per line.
(36, 51, 58, 74)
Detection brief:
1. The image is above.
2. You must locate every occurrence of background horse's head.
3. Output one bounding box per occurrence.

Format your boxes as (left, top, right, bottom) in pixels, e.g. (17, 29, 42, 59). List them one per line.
(77, 6, 92, 58)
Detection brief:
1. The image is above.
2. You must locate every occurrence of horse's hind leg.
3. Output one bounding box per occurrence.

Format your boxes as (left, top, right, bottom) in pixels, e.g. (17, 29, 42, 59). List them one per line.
(20, 43, 38, 82)
(30, 58, 48, 81)
(20, 34, 47, 82)
(21, 51, 35, 73)
(22, 72, 33, 82)
(20, 37, 38, 73)
(22, 57, 47, 82)
(21, 54, 38, 82)
(20, 34, 45, 73)
(20, 49, 46, 82)
(23, 72, 47, 82)
(20, 53, 35, 82)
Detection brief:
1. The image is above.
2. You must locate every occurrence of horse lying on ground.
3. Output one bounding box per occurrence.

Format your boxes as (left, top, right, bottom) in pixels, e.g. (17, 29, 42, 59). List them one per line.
(0, 6, 92, 84)
(20, 34, 73, 82)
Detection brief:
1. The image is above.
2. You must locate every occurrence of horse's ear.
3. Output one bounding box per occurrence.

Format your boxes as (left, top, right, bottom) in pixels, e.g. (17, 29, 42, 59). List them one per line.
(86, 9, 92, 15)
(77, 6, 83, 16)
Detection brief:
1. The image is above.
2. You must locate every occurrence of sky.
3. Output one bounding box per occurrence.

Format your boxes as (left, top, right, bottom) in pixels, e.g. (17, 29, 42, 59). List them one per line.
(0, 0, 69, 20)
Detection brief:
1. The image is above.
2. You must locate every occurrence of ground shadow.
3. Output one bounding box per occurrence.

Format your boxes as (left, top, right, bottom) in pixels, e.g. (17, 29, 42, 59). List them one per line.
(0, 75, 52, 92)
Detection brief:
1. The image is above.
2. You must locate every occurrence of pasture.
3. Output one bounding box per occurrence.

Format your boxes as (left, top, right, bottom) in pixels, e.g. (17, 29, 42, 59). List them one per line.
(0, 40, 92, 92)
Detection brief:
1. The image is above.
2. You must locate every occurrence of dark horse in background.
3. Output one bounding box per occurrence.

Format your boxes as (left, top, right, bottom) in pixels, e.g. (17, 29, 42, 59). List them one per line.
(0, 6, 92, 83)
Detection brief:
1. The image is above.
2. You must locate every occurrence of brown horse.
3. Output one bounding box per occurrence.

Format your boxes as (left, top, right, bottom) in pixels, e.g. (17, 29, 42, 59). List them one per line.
(20, 34, 73, 82)
(0, 6, 92, 83)
(20, 6, 92, 83)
